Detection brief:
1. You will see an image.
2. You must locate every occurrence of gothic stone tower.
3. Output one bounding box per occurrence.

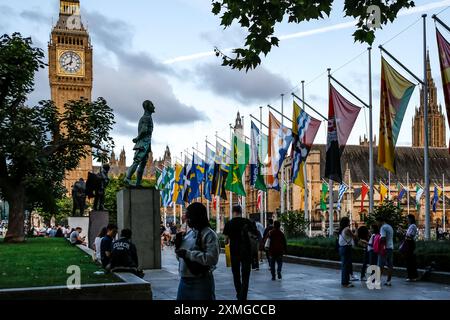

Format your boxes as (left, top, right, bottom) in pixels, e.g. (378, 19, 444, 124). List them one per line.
(412, 51, 447, 148)
(49, 0, 93, 192)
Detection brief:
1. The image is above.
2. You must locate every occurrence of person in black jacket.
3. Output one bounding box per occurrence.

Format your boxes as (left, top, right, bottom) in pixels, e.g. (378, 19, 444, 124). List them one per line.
(110, 229, 143, 277)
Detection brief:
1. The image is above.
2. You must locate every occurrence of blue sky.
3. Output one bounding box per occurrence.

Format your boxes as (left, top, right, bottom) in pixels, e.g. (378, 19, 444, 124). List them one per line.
(1, 0, 450, 165)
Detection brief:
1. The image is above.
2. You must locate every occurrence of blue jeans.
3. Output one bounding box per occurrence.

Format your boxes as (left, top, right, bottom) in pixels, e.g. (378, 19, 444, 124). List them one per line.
(270, 255, 283, 277)
(339, 246, 352, 285)
(177, 273, 216, 300)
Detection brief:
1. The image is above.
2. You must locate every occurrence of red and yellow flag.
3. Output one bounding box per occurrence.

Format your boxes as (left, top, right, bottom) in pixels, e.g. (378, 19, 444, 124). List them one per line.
(378, 58, 415, 173)
(436, 29, 450, 152)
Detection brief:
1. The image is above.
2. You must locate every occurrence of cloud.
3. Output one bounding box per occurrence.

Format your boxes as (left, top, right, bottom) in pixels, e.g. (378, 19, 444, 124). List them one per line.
(195, 63, 292, 104)
(20, 9, 51, 24)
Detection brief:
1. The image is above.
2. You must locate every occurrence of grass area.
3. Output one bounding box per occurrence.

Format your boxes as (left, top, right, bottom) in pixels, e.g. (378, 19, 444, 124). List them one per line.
(0, 237, 121, 289)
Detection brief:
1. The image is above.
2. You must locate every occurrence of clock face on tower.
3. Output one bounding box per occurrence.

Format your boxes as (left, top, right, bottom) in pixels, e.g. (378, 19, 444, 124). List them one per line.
(59, 51, 82, 74)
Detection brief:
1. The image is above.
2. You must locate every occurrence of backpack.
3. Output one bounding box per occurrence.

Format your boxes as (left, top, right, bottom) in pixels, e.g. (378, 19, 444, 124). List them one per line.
(372, 234, 385, 255)
(241, 222, 259, 258)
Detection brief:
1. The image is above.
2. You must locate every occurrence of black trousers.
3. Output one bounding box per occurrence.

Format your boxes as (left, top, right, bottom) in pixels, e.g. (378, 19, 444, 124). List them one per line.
(231, 255, 251, 301)
(405, 240, 418, 279)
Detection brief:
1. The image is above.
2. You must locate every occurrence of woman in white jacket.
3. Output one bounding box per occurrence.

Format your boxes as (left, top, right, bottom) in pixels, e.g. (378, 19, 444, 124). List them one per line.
(175, 202, 219, 300)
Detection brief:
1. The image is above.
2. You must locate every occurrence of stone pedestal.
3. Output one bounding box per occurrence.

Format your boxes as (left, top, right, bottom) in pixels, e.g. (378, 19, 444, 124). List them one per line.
(68, 217, 89, 244)
(88, 211, 109, 249)
(117, 187, 161, 269)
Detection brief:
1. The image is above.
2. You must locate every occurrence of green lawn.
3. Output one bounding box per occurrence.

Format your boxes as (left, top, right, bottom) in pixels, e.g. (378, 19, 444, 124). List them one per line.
(0, 237, 121, 289)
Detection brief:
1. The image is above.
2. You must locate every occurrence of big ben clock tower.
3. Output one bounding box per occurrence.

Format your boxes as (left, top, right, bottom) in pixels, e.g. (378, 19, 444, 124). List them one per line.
(49, 0, 93, 192)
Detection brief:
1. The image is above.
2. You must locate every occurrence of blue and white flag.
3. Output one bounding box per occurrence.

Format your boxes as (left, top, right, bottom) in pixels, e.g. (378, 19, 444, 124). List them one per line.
(337, 183, 348, 210)
(204, 147, 216, 201)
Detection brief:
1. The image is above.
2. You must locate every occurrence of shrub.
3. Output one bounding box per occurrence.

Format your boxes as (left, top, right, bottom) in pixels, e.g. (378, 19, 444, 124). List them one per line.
(363, 201, 407, 241)
(278, 210, 309, 238)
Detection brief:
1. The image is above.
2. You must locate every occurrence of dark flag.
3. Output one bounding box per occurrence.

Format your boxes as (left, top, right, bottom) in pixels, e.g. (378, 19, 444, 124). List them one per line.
(325, 84, 361, 183)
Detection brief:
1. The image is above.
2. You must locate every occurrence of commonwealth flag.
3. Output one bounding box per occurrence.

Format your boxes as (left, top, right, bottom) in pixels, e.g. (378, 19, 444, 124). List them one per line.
(320, 181, 329, 211)
(337, 183, 348, 210)
(172, 163, 185, 205)
(415, 184, 424, 210)
(203, 147, 216, 201)
(291, 101, 321, 188)
(379, 181, 388, 204)
(250, 121, 267, 191)
(163, 167, 174, 207)
(267, 112, 293, 190)
(437, 29, 450, 152)
(432, 185, 442, 213)
(225, 134, 250, 196)
(325, 85, 361, 183)
(378, 57, 415, 173)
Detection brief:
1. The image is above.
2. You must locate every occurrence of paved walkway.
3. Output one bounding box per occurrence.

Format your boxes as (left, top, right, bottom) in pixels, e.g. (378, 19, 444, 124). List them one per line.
(144, 248, 450, 300)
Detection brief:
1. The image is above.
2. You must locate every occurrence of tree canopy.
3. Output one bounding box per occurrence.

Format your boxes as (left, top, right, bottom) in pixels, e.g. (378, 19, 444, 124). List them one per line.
(0, 33, 115, 242)
(211, 0, 415, 70)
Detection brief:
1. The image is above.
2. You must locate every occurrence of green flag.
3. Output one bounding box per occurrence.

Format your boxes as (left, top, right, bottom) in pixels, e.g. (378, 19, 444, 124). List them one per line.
(320, 182, 329, 211)
(225, 134, 249, 196)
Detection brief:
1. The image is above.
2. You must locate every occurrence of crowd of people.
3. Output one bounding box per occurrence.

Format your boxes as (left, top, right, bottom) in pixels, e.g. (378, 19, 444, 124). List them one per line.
(337, 214, 420, 288)
(173, 203, 287, 301)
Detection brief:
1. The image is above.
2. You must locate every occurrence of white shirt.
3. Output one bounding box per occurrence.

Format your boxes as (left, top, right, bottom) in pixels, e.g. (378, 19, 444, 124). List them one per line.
(368, 234, 376, 252)
(406, 224, 418, 239)
(94, 236, 102, 260)
(380, 223, 394, 249)
(339, 227, 354, 247)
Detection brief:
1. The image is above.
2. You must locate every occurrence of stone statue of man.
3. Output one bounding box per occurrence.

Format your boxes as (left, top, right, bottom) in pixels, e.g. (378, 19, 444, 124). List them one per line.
(124, 100, 155, 186)
(72, 178, 86, 216)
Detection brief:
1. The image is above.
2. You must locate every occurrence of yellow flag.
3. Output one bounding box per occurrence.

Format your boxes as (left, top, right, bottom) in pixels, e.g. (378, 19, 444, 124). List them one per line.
(379, 182, 388, 203)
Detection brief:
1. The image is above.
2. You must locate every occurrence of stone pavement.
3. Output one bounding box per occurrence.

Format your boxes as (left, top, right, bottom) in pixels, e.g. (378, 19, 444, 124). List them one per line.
(144, 248, 450, 300)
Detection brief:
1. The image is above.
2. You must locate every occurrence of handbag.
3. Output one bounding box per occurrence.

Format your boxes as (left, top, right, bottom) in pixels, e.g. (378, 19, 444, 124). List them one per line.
(225, 244, 231, 268)
(399, 239, 410, 255)
(264, 237, 271, 250)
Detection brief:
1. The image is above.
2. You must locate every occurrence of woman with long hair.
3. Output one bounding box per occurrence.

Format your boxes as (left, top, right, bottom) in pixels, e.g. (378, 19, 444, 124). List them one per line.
(94, 227, 107, 262)
(175, 202, 219, 300)
(338, 216, 356, 287)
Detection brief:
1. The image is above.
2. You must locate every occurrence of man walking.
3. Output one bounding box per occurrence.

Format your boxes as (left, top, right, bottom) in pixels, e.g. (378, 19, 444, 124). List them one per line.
(376, 216, 394, 286)
(223, 205, 258, 300)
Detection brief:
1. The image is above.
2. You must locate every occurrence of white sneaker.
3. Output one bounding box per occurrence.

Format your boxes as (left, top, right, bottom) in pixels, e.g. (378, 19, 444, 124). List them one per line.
(350, 275, 359, 281)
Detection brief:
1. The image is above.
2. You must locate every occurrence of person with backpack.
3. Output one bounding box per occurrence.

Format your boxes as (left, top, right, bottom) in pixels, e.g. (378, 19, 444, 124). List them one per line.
(376, 216, 394, 286)
(338, 217, 357, 288)
(223, 205, 259, 301)
(266, 221, 287, 281)
(175, 202, 219, 300)
(262, 218, 274, 267)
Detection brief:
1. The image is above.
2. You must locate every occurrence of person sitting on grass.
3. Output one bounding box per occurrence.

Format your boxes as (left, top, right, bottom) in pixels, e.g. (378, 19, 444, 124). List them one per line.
(69, 227, 86, 245)
(110, 229, 144, 278)
(100, 223, 118, 269)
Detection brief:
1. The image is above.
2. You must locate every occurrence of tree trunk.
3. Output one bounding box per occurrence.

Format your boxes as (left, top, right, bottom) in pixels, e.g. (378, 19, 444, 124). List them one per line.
(4, 186, 26, 243)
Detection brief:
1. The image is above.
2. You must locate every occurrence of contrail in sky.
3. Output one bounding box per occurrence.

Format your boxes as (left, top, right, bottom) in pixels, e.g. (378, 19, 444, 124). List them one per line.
(163, 0, 450, 65)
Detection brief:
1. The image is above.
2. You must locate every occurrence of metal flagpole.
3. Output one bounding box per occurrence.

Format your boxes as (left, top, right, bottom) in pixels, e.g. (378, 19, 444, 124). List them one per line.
(368, 46, 375, 214)
(241, 115, 247, 218)
(407, 172, 410, 215)
(163, 207, 167, 227)
(328, 68, 334, 238)
(229, 124, 233, 218)
(259, 106, 264, 224)
(205, 136, 210, 220)
(216, 195, 220, 233)
(281, 94, 285, 217)
(423, 14, 431, 240)
(388, 171, 391, 200)
(301, 80, 309, 226)
(443, 174, 446, 232)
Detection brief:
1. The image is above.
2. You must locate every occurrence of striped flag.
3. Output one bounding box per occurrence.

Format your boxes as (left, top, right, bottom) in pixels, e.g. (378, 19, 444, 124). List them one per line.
(337, 183, 348, 210)
(257, 190, 263, 211)
(378, 57, 415, 173)
(415, 184, 424, 210)
(436, 29, 450, 152)
(291, 101, 321, 188)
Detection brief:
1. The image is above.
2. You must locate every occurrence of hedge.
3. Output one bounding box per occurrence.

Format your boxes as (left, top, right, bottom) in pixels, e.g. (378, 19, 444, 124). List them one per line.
(287, 238, 450, 272)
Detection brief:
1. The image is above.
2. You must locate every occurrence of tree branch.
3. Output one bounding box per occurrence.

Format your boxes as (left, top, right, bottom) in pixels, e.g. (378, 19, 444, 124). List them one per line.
(42, 140, 107, 157)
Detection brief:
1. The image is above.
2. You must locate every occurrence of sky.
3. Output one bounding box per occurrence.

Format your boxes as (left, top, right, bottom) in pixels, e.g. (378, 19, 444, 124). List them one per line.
(1, 0, 450, 166)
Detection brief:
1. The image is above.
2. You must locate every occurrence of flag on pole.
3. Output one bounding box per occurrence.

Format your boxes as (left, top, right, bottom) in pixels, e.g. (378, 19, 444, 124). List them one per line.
(397, 183, 407, 202)
(360, 183, 369, 212)
(250, 121, 267, 191)
(379, 181, 388, 203)
(212, 162, 228, 200)
(291, 101, 321, 188)
(436, 29, 450, 152)
(415, 184, 424, 210)
(187, 154, 204, 203)
(225, 134, 250, 196)
(172, 163, 185, 205)
(257, 190, 263, 212)
(267, 112, 293, 190)
(325, 85, 361, 183)
(203, 147, 216, 201)
(337, 183, 348, 210)
(378, 57, 415, 173)
(432, 185, 442, 213)
(320, 181, 329, 211)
